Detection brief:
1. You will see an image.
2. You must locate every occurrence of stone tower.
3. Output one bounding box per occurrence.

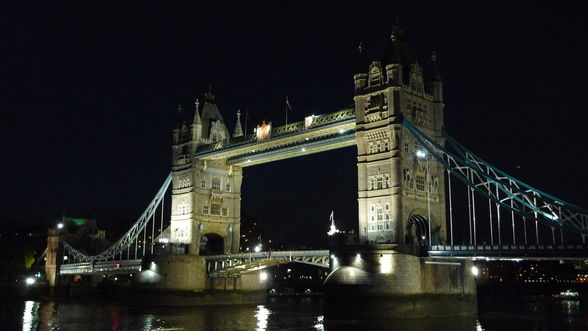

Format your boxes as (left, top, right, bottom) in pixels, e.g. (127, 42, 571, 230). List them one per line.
(354, 25, 446, 246)
(170, 90, 243, 254)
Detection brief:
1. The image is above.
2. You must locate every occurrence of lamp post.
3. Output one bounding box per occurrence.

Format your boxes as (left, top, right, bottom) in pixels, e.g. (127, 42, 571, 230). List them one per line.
(416, 150, 432, 247)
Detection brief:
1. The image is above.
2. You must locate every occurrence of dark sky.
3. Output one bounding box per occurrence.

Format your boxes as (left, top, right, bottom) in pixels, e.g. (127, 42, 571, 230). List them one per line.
(2, 2, 587, 246)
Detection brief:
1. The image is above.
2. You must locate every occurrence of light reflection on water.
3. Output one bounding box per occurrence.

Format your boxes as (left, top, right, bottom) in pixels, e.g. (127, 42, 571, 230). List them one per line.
(3, 295, 587, 331)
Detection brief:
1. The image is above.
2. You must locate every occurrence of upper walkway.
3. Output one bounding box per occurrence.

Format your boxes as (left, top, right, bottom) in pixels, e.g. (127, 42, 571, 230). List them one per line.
(194, 109, 356, 166)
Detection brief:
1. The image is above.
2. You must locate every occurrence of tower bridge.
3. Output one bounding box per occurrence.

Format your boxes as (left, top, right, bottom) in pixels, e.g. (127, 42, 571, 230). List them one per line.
(46, 24, 588, 319)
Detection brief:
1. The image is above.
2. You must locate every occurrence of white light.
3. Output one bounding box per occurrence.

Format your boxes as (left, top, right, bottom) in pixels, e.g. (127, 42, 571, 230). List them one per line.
(356, 253, 361, 259)
(305, 138, 309, 141)
(339, 129, 344, 134)
(159, 238, 169, 244)
(114, 277, 118, 281)
(247, 159, 251, 163)
(63, 256, 68, 261)
(421, 236, 426, 240)
(254, 245, 262, 253)
(259, 271, 268, 281)
(301, 147, 306, 152)
(471, 266, 480, 276)
(416, 150, 426, 158)
(57, 223, 64, 229)
(25, 277, 36, 285)
(330, 254, 335, 259)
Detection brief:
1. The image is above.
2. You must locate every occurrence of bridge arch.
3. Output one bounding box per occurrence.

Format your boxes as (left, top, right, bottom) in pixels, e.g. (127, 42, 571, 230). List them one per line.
(405, 214, 429, 247)
(199, 233, 225, 255)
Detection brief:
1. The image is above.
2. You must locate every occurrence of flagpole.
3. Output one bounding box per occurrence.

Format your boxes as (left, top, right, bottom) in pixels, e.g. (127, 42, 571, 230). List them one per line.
(244, 107, 248, 136)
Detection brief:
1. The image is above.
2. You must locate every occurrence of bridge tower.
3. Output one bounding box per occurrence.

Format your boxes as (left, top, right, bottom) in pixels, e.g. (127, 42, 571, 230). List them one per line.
(354, 24, 446, 247)
(170, 90, 243, 254)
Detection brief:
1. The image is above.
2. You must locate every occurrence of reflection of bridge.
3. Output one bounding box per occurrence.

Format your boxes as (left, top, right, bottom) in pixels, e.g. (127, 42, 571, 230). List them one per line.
(45, 27, 588, 307)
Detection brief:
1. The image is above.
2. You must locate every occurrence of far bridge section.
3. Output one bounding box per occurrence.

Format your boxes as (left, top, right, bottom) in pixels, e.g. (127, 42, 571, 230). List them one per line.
(194, 108, 356, 166)
(59, 259, 142, 275)
(205, 250, 330, 277)
(429, 244, 588, 261)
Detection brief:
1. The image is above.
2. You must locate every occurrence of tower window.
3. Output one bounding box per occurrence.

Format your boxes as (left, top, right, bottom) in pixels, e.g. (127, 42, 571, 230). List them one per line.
(212, 177, 221, 190)
(225, 183, 231, 192)
(416, 174, 426, 191)
(211, 203, 221, 215)
(202, 205, 209, 214)
(201, 180, 206, 189)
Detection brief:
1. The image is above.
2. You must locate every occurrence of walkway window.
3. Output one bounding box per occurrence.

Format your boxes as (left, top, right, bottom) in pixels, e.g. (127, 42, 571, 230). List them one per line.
(212, 177, 221, 190)
(202, 205, 209, 214)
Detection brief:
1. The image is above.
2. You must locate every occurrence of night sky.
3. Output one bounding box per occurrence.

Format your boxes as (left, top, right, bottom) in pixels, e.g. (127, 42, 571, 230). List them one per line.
(2, 2, 587, 247)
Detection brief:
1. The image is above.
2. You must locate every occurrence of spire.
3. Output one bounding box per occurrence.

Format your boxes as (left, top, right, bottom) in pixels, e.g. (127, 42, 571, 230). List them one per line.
(355, 42, 368, 74)
(193, 99, 201, 124)
(175, 105, 183, 129)
(384, 22, 411, 65)
(327, 211, 340, 236)
(431, 51, 442, 82)
(204, 86, 216, 103)
(233, 109, 244, 137)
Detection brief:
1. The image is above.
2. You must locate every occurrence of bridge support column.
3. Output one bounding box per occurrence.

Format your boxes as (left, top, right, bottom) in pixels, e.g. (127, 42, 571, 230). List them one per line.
(323, 245, 477, 319)
(45, 228, 61, 288)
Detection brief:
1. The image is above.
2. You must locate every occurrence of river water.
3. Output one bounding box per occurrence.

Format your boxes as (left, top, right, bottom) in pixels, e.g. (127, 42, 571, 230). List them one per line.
(2, 295, 587, 331)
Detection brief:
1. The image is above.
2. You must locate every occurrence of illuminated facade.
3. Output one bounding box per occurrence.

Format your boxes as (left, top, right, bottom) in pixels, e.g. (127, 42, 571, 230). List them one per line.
(170, 90, 243, 254)
(354, 25, 446, 245)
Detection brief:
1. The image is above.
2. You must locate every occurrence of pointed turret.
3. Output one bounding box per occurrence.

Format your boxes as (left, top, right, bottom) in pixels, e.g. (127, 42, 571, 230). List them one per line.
(431, 51, 443, 102)
(233, 109, 244, 138)
(190, 99, 203, 152)
(172, 105, 182, 144)
(193, 99, 201, 125)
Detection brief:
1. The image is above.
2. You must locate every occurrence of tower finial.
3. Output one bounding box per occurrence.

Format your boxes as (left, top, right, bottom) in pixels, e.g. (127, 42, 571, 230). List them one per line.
(193, 98, 201, 125)
(233, 109, 244, 138)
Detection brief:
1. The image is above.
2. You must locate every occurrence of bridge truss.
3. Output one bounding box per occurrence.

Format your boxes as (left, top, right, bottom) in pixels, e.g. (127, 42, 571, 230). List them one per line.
(403, 118, 588, 248)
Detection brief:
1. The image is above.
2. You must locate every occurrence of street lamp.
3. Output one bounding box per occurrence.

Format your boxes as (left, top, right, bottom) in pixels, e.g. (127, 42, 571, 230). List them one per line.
(57, 223, 64, 229)
(416, 149, 432, 247)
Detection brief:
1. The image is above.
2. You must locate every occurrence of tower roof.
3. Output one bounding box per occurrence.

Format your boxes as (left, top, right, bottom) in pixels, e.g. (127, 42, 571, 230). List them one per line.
(199, 92, 229, 139)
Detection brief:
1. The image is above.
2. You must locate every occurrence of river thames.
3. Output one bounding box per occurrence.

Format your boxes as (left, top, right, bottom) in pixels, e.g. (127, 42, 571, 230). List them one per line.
(2, 294, 587, 331)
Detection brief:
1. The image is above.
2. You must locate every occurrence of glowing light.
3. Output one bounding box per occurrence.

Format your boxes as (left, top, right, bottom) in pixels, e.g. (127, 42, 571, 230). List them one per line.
(339, 129, 344, 134)
(416, 150, 426, 158)
(63, 256, 68, 260)
(25, 277, 36, 285)
(330, 254, 335, 259)
(57, 223, 64, 229)
(159, 238, 169, 243)
(356, 253, 361, 259)
(254, 245, 262, 253)
(379, 254, 394, 274)
(259, 271, 268, 281)
(301, 147, 306, 152)
(471, 266, 480, 276)
(314, 315, 325, 330)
